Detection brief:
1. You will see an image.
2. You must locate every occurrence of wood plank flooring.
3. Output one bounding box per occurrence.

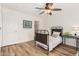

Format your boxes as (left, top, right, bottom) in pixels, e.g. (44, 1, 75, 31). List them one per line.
(0, 41, 76, 56)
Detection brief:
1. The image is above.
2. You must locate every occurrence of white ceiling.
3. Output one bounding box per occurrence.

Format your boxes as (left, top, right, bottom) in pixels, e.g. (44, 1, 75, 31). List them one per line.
(2, 3, 45, 16)
(1, 3, 64, 15)
(1, 3, 79, 17)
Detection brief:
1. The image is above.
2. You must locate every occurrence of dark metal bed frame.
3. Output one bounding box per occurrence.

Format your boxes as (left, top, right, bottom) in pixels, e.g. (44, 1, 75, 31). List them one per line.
(35, 26, 63, 55)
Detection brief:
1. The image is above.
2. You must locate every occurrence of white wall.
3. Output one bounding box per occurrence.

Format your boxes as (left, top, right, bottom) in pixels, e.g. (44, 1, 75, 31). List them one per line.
(41, 3, 79, 47)
(1, 7, 43, 47)
(0, 5, 2, 47)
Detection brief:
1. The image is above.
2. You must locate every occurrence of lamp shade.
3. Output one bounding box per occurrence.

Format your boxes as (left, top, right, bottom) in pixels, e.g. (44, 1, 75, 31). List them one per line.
(72, 26, 79, 32)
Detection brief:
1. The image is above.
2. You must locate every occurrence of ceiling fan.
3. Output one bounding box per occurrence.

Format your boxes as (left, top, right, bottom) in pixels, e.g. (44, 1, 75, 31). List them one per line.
(35, 3, 62, 15)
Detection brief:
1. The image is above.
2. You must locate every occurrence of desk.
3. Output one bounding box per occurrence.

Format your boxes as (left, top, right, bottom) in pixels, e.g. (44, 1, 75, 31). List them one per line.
(63, 35, 79, 51)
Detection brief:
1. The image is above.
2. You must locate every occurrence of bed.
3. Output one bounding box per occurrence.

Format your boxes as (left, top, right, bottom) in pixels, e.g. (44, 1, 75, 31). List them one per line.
(35, 26, 63, 54)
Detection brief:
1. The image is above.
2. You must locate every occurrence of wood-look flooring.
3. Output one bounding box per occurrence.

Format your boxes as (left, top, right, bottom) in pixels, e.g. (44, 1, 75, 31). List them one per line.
(0, 41, 76, 56)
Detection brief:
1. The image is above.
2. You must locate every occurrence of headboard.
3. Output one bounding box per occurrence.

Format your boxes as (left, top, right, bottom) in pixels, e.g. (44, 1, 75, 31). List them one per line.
(51, 26, 63, 36)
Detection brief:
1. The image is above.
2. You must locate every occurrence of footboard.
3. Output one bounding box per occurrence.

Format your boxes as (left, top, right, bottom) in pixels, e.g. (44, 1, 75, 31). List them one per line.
(35, 30, 49, 45)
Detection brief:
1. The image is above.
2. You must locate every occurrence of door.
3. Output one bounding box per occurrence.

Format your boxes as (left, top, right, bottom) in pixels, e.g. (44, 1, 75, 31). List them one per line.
(34, 21, 39, 31)
(34, 21, 39, 40)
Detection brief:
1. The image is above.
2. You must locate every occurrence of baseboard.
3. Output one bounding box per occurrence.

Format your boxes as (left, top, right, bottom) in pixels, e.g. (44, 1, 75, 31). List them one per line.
(0, 40, 34, 48)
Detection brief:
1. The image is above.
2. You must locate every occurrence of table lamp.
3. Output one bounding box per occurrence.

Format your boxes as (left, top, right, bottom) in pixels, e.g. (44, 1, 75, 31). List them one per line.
(72, 26, 79, 36)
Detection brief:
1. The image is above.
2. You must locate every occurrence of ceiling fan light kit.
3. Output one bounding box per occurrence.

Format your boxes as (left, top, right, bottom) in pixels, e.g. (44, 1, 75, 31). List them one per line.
(35, 3, 62, 16)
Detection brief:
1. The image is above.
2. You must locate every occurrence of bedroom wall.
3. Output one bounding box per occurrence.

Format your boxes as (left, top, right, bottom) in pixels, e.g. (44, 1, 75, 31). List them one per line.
(41, 3, 79, 47)
(0, 7, 43, 47)
(0, 5, 2, 47)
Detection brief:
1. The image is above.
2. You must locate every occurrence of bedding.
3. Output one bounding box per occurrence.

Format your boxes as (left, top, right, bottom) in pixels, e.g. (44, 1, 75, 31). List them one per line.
(49, 35, 62, 51)
(36, 35, 62, 51)
(52, 31, 60, 38)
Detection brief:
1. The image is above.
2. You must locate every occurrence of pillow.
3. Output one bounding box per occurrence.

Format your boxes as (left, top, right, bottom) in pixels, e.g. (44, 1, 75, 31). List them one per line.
(52, 31, 60, 38)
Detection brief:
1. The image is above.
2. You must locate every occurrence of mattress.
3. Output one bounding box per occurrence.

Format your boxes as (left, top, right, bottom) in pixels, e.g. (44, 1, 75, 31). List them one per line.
(36, 36, 62, 51)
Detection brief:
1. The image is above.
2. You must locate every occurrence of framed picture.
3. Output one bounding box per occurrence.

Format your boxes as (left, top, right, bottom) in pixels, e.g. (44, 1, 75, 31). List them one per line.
(23, 20, 32, 28)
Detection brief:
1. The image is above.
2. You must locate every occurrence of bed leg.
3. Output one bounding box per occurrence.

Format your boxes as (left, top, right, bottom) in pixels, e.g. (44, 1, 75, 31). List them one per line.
(47, 47, 50, 56)
(47, 51, 50, 56)
(35, 41, 37, 47)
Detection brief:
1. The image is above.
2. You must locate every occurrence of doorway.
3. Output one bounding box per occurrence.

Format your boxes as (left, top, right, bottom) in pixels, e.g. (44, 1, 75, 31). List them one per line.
(34, 21, 39, 32)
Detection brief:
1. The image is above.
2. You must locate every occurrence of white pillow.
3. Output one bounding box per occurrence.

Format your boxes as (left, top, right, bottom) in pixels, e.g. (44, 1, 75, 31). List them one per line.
(52, 31, 60, 38)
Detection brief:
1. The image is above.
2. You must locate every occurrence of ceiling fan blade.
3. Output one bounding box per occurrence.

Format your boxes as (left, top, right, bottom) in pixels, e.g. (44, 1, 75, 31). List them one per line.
(39, 11, 45, 15)
(52, 8, 62, 11)
(35, 7, 45, 10)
